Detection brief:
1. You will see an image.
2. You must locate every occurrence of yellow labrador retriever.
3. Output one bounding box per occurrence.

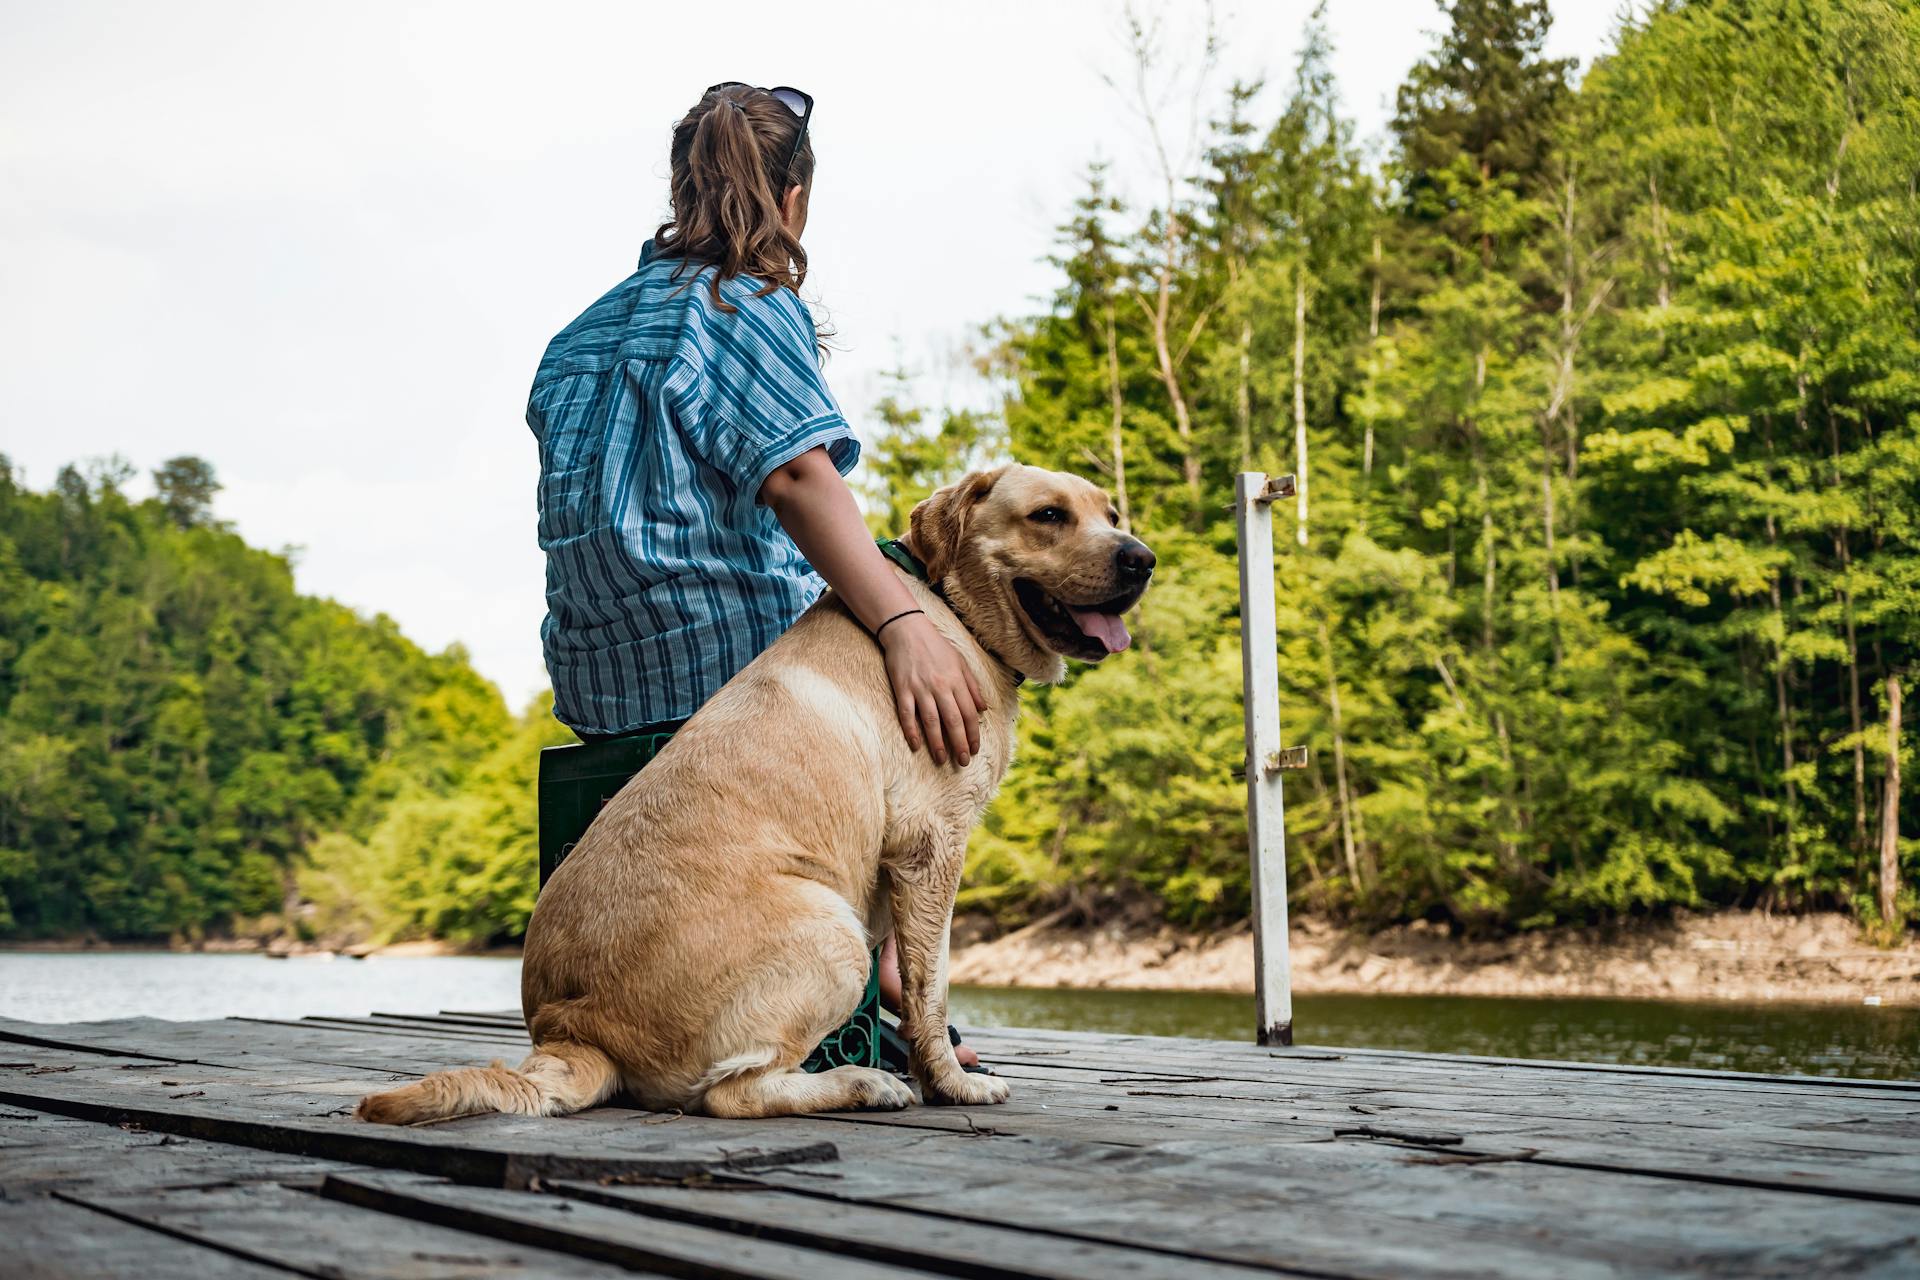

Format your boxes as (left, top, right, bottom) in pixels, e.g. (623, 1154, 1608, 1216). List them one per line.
(357, 464, 1152, 1122)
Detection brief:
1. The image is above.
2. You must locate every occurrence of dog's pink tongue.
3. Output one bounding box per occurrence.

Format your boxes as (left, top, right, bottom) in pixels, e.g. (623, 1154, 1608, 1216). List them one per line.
(1069, 607, 1132, 653)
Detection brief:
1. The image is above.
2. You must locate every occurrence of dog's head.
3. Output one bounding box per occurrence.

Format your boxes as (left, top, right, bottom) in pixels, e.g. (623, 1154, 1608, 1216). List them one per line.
(906, 464, 1155, 683)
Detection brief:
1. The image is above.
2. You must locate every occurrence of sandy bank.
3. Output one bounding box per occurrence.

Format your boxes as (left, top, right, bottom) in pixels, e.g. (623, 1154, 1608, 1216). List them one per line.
(948, 910, 1920, 1006)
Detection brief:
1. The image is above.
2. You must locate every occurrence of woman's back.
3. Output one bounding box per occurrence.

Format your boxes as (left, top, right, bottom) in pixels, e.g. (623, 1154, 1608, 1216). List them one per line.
(529, 243, 857, 735)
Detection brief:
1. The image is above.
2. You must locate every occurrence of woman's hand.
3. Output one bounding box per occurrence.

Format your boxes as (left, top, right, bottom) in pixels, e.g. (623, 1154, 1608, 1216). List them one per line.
(880, 612, 986, 767)
(760, 446, 985, 767)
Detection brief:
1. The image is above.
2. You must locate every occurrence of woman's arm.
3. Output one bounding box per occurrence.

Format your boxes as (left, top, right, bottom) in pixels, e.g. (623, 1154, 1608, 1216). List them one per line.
(760, 446, 985, 766)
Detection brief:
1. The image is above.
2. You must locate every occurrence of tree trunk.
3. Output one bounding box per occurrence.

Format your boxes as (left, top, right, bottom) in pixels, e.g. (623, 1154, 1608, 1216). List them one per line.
(1826, 405, 1865, 858)
(1148, 210, 1200, 507)
(1321, 620, 1362, 891)
(1119, 16, 1206, 512)
(1365, 234, 1381, 481)
(1762, 419, 1796, 826)
(1293, 264, 1309, 547)
(1482, 478, 1497, 656)
(1828, 66, 1856, 201)
(1541, 171, 1576, 667)
(1770, 560, 1796, 824)
(1476, 370, 1495, 657)
(1494, 708, 1522, 878)
(1236, 318, 1253, 470)
(1542, 462, 1562, 666)
(1648, 171, 1673, 311)
(1881, 674, 1903, 929)
(1369, 234, 1382, 340)
(1836, 553, 1868, 856)
(1104, 300, 1131, 533)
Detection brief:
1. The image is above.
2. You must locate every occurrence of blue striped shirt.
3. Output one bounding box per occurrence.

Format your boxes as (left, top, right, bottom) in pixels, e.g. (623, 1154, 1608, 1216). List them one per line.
(528, 242, 858, 734)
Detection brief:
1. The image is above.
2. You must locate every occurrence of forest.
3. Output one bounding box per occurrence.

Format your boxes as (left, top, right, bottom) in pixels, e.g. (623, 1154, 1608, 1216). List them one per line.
(0, 457, 567, 942)
(2, 0, 1914, 945)
(860, 0, 1918, 938)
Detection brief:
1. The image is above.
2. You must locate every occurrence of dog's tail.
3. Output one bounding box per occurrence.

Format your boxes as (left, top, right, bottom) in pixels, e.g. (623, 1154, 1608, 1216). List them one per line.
(355, 1040, 619, 1126)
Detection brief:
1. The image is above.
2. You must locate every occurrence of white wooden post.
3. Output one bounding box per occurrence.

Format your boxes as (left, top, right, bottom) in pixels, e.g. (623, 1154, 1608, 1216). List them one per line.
(1236, 471, 1302, 1046)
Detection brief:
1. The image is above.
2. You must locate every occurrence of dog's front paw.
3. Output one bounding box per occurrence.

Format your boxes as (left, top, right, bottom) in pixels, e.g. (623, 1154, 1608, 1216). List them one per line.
(922, 1070, 1010, 1107)
(842, 1066, 916, 1110)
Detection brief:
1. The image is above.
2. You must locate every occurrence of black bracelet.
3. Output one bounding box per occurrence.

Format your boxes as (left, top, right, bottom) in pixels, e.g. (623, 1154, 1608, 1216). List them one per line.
(873, 608, 924, 644)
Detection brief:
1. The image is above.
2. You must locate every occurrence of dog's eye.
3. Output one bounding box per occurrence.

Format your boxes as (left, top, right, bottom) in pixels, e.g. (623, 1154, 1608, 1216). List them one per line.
(1028, 506, 1068, 524)
(1107, 510, 1121, 527)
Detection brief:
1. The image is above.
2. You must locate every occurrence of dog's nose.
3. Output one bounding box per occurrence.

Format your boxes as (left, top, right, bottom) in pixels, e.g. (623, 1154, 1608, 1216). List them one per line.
(1115, 540, 1156, 583)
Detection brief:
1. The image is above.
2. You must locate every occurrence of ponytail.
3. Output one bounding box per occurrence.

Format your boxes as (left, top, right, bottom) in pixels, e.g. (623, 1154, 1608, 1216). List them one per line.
(656, 86, 814, 313)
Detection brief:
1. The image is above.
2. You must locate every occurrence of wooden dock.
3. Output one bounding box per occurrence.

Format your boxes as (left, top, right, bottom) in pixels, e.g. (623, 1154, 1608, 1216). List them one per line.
(3, 1008, 1917, 1278)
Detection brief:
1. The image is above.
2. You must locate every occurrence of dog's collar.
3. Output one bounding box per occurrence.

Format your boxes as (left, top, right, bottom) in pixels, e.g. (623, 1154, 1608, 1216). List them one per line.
(876, 537, 1025, 688)
(876, 537, 929, 581)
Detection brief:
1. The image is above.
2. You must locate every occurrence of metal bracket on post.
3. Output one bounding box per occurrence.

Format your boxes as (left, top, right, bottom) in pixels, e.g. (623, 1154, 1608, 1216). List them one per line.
(1258, 474, 1298, 502)
(1235, 471, 1297, 1048)
(1265, 746, 1310, 773)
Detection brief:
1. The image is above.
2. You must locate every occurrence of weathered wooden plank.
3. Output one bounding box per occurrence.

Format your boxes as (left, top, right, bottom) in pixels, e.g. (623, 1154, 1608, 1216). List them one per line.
(1308, 1038, 1920, 1092)
(321, 1171, 964, 1280)
(0, 1015, 556, 1093)
(0, 1013, 511, 1073)
(64, 1182, 651, 1280)
(0, 1056, 838, 1190)
(423, 1008, 1920, 1101)
(0, 1107, 341, 1198)
(969, 1025, 1920, 1096)
(973, 1044, 1920, 1116)
(558, 1178, 1323, 1280)
(2, 1195, 292, 1280)
(368, 1011, 532, 1033)
(293, 1015, 534, 1044)
(972, 1058, 1920, 1157)
(969, 1044, 1920, 1126)
(744, 1125, 1920, 1278)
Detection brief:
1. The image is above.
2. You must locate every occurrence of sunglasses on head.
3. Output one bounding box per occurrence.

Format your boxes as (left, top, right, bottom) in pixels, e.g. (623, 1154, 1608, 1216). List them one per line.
(704, 83, 814, 185)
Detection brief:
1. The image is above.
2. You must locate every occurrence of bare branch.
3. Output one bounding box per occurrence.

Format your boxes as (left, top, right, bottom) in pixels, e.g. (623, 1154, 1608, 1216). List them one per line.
(1078, 445, 1118, 478)
(1174, 294, 1225, 369)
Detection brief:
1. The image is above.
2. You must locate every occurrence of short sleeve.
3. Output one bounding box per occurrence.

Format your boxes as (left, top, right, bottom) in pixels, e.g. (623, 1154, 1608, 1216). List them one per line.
(677, 283, 859, 499)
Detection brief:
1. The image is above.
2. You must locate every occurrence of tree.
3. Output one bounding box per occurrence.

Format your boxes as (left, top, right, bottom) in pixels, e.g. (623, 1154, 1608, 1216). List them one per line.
(152, 456, 222, 529)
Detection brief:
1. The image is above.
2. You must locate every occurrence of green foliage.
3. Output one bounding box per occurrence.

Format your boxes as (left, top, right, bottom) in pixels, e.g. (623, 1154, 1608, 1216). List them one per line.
(899, 0, 1920, 932)
(300, 696, 573, 945)
(0, 458, 517, 941)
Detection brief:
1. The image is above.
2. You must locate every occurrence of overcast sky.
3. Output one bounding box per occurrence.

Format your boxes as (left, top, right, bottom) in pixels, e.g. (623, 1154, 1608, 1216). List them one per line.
(1, 1, 1619, 706)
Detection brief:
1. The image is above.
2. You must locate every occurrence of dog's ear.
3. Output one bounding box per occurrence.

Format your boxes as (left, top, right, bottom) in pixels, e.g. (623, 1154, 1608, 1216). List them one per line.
(907, 467, 1007, 583)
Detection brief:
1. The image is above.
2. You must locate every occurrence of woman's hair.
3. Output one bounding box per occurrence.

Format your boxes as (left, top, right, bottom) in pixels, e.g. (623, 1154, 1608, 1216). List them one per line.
(654, 85, 815, 313)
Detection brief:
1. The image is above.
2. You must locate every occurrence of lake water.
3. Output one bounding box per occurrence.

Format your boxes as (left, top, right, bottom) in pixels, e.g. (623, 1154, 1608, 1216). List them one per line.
(2, 952, 1914, 1080)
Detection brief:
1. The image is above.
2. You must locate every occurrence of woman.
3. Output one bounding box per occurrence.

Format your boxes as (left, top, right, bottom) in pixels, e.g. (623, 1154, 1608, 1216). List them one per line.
(528, 83, 980, 1068)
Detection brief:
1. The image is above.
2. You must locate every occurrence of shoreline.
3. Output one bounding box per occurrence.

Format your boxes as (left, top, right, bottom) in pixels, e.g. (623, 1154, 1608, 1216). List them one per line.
(948, 909, 1920, 1007)
(6, 910, 1915, 1007)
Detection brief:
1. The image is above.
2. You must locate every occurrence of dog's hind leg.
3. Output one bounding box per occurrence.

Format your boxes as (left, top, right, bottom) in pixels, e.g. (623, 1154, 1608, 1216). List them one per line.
(356, 1039, 620, 1125)
(702, 1061, 912, 1117)
(692, 883, 914, 1118)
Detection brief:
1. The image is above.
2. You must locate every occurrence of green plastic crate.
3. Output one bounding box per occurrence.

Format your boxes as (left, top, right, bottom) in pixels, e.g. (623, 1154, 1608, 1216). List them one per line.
(537, 735, 880, 1072)
(537, 732, 679, 889)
